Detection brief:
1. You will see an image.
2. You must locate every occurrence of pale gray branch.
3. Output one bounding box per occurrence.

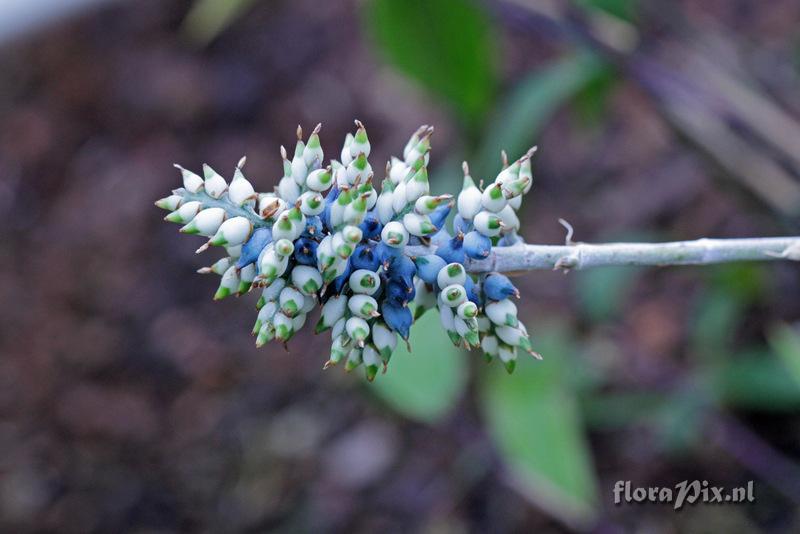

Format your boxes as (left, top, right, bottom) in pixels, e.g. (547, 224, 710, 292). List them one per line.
(408, 236, 800, 273)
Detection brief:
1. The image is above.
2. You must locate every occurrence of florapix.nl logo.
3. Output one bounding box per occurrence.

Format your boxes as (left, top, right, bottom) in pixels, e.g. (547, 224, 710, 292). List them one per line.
(613, 480, 755, 510)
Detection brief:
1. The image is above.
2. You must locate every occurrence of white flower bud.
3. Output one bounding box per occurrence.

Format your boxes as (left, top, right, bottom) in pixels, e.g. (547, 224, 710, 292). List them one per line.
(508, 195, 522, 211)
(332, 231, 354, 259)
(278, 287, 305, 317)
(437, 263, 466, 288)
(454, 315, 477, 337)
(404, 167, 429, 203)
(457, 301, 478, 319)
(350, 120, 371, 158)
(272, 212, 296, 241)
(381, 221, 408, 248)
(298, 191, 324, 216)
(210, 216, 252, 247)
(497, 204, 520, 233)
(348, 294, 380, 319)
(258, 194, 285, 220)
(214, 265, 240, 300)
(261, 277, 286, 302)
(349, 269, 380, 295)
(457, 163, 482, 220)
(346, 153, 372, 185)
(291, 265, 322, 295)
(180, 207, 226, 236)
(341, 133, 354, 166)
(438, 303, 459, 345)
(342, 225, 363, 244)
(274, 238, 294, 257)
(300, 292, 317, 313)
(345, 347, 362, 372)
(389, 157, 408, 184)
(440, 284, 467, 307)
(255, 322, 275, 347)
(273, 312, 294, 342)
(238, 263, 256, 294)
(165, 200, 201, 224)
(346, 316, 370, 346)
(362, 343, 381, 372)
(372, 321, 397, 362)
(498, 342, 517, 372)
(197, 256, 233, 275)
(155, 194, 183, 211)
(174, 164, 203, 193)
(305, 168, 333, 192)
(229, 166, 256, 206)
(253, 300, 278, 334)
(331, 317, 346, 340)
(376, 182, 395, 225)
(303, 126, 324, 168)
(402, 212, 437, 237)
(476, 314, 491, 333)
(258, 247, 288, 283)
(481, 183, 507, 213)
(495, 325, 527, 347)
(333, 161, 349, 188)
(316, 295, 348, 333)
(473, 211, 503, 237)
(391, 180, 408, 213)
(225, 244, 242, 259)
(291, 154, 308, 186)
(202, 164, 228, 199)
(278, 176, 301, 204)
(291, 312, 307, 332)
(481, 334, 499, 357)
(485, 299, 518, 327)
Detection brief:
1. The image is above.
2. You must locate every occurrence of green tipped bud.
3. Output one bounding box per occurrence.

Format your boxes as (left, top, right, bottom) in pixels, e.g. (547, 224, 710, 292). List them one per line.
(316, 294, 348, 333)
(306, 168, 333, 192)
(346, 317, 370, 346)
(340, 132, 354, 166)
(291, 265, 323, 295)
(279, 286, 305, 318)
(326, 335, 349, 367)
(237, 263, 256, 294)
(402, 213, 436, 237)
(346, 152, 371, 185)
(440, 284, 467, 308)
(457, 301, 478, 320)
(349, 269, 380, 295)
(372, 321, 397, 363)
(457, 162, 482, 220)
(381, 221, 409, 248)
(202, 164, 228, 199)
(404, 166, 429, 202)
(342, 225, 363, 244)
(298, 191, 324, 216)
(481, 334, 499, 360)
(165, 201, 201, 224)
(180, 207, 226, 236)
(414, 194, 452, 215)
(197, 256, 233, 275)
(485, 299, 518, 327)
(303, 124, 324, 168)
(214, 265, 240, 300)
(502, 177, 530, 199)
(155, 194, 183, 211)
(274, 238, 294, 257)
(273, 312, 294, 342)
(481, 183, 507, 213)
(350, 120, 371, 158)
(473, 211, 503, 237)
(255, 322, 275, 347)
(345, 347, 362, 372)
(210, 216, 252, 247)
(348, 294, 380, 319)
(497, 342, 517, 374)
(437, 263, 467, 288)
(174, 164, 204, 193)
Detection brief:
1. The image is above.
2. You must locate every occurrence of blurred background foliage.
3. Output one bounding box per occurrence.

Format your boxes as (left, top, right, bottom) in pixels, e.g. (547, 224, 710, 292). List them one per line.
(1, 0, 800, 531)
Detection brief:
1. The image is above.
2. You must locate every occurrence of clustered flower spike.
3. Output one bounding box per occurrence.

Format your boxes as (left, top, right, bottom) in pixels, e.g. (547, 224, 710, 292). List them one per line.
(157, 121, 540, 379)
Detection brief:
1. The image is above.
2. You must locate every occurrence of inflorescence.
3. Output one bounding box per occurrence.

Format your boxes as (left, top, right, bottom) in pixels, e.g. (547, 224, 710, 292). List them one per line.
(156, 121, 539, 379)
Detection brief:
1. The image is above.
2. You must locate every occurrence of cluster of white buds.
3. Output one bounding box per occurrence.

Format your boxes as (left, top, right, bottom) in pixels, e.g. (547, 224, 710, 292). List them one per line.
(157, 121, 539, 378)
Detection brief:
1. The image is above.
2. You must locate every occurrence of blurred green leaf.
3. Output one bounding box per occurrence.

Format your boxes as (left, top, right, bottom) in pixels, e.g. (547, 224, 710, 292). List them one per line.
(182, 0, 257, 45)
(480, 326, 598, 527)
(709, 348, 800, 411)
(768, 322, 800, 388)
(371, 310, 467, 423)
(581, 391, 665, 429)
(575, 265, 640, 322)
(476, 53, 608, 174)
(365, 0, 496, 126)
